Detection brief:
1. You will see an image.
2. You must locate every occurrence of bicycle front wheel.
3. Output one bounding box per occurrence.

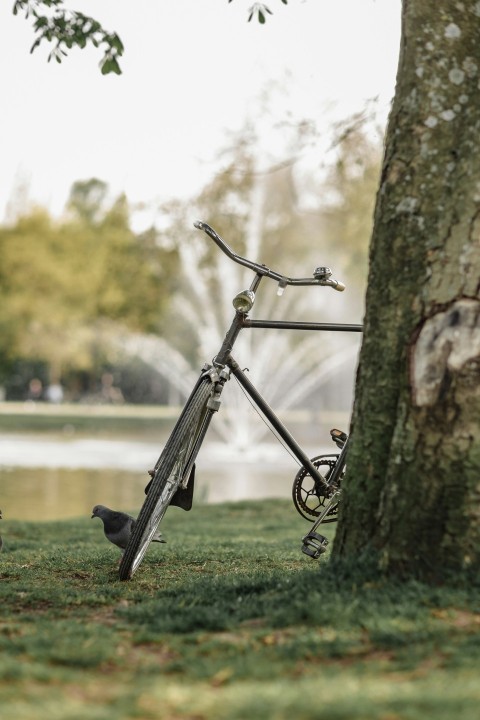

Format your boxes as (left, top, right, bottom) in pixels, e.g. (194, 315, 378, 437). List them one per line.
(119, 376, 214, 580)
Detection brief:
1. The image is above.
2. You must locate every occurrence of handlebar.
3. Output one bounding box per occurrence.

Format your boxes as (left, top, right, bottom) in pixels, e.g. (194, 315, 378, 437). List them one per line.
(193, 221, 346, 292)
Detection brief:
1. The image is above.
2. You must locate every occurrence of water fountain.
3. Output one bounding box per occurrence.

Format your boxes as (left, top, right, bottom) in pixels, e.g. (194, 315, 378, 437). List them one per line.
(117, 330, 359, 452)
(115, 176, 361, 458)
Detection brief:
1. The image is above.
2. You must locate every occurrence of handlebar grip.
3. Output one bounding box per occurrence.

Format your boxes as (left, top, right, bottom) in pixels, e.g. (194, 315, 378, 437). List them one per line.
(194, 220, 245, 263)
(333, 281, 346, 292)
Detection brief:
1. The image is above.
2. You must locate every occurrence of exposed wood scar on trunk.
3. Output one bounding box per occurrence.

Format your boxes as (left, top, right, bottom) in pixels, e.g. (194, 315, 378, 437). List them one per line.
(411, 299, 480, 407)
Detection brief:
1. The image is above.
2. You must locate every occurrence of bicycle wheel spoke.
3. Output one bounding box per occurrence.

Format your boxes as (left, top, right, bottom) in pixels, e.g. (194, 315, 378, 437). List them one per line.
(119, 377, 214, 580)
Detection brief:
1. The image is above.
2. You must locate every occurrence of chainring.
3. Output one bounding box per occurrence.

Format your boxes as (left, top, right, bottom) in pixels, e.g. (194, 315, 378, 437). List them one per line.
(292, 454, 342, 522)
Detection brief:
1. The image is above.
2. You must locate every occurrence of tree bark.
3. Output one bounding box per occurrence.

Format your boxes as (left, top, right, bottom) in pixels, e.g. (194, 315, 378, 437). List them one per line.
(333, 0, 480, 578)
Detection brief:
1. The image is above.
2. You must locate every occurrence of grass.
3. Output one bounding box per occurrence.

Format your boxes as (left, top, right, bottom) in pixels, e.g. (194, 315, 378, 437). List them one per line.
(0, 499, 479, 719)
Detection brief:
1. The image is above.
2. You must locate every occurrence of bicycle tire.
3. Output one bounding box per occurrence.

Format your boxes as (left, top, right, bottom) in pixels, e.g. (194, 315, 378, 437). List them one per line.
(119, 376, 213, 580)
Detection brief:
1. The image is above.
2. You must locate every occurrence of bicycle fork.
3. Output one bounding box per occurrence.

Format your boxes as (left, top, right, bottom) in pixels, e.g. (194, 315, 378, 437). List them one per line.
(169, 364, 231, 511)
(183, 364, 232, 485)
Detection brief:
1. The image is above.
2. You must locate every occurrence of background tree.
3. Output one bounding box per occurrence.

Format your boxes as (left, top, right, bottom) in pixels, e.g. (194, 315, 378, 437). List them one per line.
(333, 1, 480, 578)
(0, 113, 377, 403)
(0, 181, 176, 393)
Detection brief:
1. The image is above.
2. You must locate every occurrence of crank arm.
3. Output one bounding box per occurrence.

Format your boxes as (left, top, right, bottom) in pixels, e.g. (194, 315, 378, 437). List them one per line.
(301, 490, 341, 559)
(308, 489, 341, 535)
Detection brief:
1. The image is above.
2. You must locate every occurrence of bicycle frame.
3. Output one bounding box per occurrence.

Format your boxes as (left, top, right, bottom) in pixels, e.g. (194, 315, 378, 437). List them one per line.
(195, 268, 362, 495)
(119, 222, 364, 578)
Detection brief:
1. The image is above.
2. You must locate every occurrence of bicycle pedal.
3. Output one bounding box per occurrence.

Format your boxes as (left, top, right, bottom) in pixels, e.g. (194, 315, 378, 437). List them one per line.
(330, 428, 347, 448)
(301, 531, 329, 559)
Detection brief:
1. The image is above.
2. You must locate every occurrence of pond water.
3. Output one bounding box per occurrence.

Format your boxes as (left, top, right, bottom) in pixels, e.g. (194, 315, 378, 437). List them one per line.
(0, 404, 350, 521)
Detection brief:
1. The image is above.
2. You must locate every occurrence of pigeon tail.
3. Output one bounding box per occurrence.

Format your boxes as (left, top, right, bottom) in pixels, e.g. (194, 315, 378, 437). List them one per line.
(152, 532, 166, 544)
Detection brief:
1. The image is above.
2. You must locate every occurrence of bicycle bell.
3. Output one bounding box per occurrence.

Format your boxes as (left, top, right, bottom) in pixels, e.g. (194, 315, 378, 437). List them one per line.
(314, 266, 332, 280)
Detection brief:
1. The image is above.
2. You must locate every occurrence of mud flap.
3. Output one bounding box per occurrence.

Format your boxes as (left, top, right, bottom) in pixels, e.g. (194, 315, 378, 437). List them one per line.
(144, 464, 196, 511)
(170, 463, 196, 511)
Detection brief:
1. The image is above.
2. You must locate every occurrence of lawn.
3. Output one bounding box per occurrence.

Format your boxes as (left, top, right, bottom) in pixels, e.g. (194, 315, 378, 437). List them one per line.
(0, 499, 479, 719)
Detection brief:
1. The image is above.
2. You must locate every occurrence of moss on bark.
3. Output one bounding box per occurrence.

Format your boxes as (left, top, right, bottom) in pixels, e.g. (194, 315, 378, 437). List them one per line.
(333, 0, 480, 578)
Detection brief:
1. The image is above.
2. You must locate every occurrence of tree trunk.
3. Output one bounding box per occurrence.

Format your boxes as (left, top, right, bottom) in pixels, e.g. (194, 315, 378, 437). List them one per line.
(333, 0, 480, 578)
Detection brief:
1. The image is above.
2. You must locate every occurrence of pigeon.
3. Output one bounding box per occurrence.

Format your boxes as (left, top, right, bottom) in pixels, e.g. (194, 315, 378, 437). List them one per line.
(91, 505, 165, 552)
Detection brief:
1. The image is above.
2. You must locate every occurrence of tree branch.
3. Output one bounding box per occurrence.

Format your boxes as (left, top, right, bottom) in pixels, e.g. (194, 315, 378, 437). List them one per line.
(13, 0, 290, 76)
(13, 0, 124, 74)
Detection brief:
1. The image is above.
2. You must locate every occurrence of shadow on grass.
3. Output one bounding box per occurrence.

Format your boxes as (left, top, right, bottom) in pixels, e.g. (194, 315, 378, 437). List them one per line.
(116, 553, 480, 681)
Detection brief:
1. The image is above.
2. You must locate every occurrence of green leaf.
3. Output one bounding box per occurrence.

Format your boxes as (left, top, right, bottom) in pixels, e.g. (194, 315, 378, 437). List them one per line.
(33, 16, 48, 29)
(100, 56, 121, 76)
(110, 33, 124, 53)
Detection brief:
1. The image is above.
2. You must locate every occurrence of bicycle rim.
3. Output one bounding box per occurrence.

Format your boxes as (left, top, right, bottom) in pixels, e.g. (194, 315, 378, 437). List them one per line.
(119, 377, 213, 580)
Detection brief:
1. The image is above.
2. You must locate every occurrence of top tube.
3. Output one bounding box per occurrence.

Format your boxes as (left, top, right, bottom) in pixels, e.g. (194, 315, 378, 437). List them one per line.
(194, 221, 346, 292)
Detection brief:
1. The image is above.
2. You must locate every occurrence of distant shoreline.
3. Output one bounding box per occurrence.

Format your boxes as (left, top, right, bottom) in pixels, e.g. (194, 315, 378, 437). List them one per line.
(0, 401, 180, 420)
(0, 401, 348, 424)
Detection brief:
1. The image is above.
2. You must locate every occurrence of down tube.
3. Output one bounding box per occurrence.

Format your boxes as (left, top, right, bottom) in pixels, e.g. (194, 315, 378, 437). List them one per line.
(226, 356, 330, 491)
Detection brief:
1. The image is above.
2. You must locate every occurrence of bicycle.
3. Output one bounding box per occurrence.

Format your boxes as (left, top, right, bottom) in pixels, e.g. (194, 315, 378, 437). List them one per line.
(119, 221, 362, 580)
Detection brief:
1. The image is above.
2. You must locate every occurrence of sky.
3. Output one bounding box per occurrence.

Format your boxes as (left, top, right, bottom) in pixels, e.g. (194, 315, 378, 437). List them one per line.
(0, 0, 402, 229)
